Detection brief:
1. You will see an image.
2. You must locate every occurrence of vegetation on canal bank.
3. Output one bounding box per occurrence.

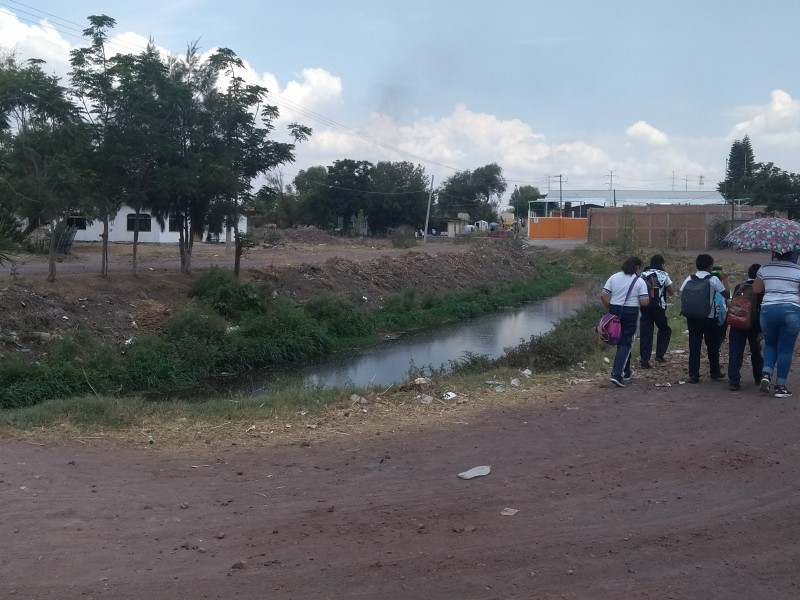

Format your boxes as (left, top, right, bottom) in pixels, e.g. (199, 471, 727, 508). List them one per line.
(0, 266, 573, 410)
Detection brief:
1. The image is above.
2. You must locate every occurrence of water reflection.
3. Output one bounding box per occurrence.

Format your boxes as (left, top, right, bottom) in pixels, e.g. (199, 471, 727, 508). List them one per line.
(231, 286, 589, 394)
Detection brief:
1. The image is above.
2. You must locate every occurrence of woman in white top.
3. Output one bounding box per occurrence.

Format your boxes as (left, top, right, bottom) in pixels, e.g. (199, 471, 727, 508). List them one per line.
(752, 250, 800, 398)
(600, 256, 650, 388)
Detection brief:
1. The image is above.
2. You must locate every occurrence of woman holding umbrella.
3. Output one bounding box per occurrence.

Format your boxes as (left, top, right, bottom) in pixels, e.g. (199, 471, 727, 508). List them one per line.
(752, 251, 800, 398)
(724, 217, 800, 397)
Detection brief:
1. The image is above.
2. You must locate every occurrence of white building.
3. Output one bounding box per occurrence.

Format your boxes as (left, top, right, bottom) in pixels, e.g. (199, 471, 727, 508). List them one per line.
(68, 206, 247, 243)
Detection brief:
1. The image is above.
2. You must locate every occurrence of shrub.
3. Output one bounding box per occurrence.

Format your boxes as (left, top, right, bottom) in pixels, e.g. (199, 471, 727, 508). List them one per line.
(303, 295, 372, 338)
(189, 267, 272, 319)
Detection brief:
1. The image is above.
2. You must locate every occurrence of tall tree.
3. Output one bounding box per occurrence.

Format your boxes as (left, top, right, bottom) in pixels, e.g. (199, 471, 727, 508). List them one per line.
(718, 135, 755, 201)
(509, 184, 541, 221)
(69, 15, 125, 278)
(110, 43, 172, 276)
(436, 163, 507, 222)
(293, 165, 329, 227)
(323, 159, 373, 232)
(203, 48, 311, 276)
(366, 161, 429, 233)
(0, 58, 86, 281)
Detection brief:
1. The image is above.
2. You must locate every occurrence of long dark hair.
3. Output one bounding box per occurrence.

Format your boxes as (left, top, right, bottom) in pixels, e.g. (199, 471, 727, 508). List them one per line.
(621, 256, 643, 275)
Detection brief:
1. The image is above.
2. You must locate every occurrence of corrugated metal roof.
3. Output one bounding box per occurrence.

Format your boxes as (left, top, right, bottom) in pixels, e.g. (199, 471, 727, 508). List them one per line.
(538, 189, 725, 206)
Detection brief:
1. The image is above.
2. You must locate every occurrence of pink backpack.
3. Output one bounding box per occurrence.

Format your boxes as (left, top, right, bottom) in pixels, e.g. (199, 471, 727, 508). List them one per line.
(595, 277, 638, 345)
(596, 313, 622, 345)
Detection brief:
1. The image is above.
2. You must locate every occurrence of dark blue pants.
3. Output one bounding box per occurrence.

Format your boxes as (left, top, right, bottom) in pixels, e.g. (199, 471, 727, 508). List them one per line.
(639, 304, 671, 365)
(727, 325, 763, 385)
(609, 305, 640, 380)
(686, 317, 721, 379)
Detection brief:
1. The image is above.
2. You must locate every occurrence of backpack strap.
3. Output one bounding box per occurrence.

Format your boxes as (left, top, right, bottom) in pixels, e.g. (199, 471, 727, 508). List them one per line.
(622, 276, 638, 304)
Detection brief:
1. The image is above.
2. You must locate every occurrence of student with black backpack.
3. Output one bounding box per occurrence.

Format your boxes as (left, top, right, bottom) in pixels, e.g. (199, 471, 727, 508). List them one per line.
(727, 264, 764, 391)
(679, 254, 729, 384)
(639, 255, 675, 368)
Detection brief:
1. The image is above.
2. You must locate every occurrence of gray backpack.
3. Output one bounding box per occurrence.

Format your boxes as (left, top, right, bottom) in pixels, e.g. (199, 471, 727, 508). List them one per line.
(680, 274, 712, 318)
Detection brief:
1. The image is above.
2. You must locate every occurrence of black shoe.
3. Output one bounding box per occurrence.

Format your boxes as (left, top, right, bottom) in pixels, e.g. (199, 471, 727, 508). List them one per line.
(640, 362, 653, 369)
(610, 376, 626, 388)
(688, 376, 700, 384)
(655, 356, 667, 364)
(710, 373, 724, 381)
(774, 385, 793, 398)
(729, 382, 741, 391)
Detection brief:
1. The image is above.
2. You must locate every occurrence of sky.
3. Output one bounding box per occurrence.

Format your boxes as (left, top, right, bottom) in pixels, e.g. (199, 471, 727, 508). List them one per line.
(2, 0, 800, 203)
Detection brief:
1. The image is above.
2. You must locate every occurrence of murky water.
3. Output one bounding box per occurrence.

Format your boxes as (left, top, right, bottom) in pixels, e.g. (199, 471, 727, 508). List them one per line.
(224, 286, 590, 395)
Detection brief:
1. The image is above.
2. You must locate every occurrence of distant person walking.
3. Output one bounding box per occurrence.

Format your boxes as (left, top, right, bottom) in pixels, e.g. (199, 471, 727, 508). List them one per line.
(679, 254, 729, 384)
(639, 254, 674, 368)
(601, 256, 649, 388)
(727, 263, 764, 391)
(752, 251, 800, 398)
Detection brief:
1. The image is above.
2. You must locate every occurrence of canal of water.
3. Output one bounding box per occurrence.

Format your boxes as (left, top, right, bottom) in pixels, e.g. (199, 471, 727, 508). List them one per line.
(219, 286, 591, 395)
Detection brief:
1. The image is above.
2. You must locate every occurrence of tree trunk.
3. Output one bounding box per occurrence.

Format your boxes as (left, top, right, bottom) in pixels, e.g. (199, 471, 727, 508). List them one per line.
(132, 212, 139, 277)
(234, 235, 242, 278)
(100, 212, 109, 278)
(46, 220, 59, 282)
(179, 215, 193, 274)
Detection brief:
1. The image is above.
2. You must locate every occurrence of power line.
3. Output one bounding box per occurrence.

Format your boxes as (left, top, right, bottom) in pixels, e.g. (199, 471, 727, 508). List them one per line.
(0, 3, 149, 55)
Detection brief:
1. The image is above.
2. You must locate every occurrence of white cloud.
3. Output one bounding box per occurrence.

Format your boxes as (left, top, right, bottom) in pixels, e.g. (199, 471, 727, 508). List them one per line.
(0, 9, 72, 75)
(731, 89, 800, 149)
(625, 120, 669, 146)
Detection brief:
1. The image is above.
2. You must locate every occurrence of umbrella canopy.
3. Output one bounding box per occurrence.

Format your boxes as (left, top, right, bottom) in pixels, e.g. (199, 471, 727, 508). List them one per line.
(723, 217, 800, 254)
(488, 221, 499, 227)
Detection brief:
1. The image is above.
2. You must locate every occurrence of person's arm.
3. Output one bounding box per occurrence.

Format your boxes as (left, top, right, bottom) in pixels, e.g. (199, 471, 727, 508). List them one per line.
(664, 283, 675, 297)
(600, 290, 611, 310)
(752, 275, 765, 295)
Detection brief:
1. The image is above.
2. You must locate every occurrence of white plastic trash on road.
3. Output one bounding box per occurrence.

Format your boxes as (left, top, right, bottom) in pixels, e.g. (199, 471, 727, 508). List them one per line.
(458, 466, 491, 480)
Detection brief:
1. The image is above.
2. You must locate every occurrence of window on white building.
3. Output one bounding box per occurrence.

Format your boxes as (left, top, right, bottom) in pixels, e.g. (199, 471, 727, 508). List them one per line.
(126, 213, 152, 232)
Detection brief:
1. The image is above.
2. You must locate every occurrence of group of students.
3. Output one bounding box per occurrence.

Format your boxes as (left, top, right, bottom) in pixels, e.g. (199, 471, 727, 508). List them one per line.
(600, 251, 800, 397)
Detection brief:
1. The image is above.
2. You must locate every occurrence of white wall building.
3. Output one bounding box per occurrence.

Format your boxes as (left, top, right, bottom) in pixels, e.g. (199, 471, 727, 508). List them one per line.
(69, 206, 247, 243)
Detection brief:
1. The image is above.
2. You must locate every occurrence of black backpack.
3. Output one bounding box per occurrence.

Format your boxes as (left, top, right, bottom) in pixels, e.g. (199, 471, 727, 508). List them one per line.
(680, 274, 712, 318)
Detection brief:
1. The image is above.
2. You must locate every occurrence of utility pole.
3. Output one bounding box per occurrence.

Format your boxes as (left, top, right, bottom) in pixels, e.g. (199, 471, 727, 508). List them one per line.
(554, 174, 564, 216)
(423, 175, 434, 243)
(607, 170, 613, 191)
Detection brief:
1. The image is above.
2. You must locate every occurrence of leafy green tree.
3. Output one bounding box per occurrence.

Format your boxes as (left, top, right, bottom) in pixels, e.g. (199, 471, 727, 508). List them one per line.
(69, 15, 126, 278)
(436, 163, 507, 222)
(110, 43, 173, 276)
(0, 57, 86, 281)
(509, 184, 541, 222)
(202, 48, 311, 276)
(718, 135, 755, 201)
(366, 161, 429, 233)
(323, 159, 373, 232)
(293, 165, 329, 227)
(748, 162, 800, 218)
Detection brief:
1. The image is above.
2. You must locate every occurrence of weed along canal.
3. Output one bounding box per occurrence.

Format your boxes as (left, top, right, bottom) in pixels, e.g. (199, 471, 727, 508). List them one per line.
(226, 286, 590, 393)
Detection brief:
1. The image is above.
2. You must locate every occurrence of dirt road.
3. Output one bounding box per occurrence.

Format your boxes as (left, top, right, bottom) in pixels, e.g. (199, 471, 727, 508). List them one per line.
(2, 238, 797, 598)
(3, 377, 799, 599)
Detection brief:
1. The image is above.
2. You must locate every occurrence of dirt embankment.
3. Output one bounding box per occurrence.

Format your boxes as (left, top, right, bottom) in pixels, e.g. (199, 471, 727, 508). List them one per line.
(0, 232, 536, 360)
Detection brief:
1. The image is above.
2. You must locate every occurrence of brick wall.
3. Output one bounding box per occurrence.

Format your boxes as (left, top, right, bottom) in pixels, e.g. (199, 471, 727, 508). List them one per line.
(587, 205, 770, 250)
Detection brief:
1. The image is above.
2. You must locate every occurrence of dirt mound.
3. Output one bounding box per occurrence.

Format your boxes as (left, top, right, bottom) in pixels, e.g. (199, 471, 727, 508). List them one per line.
(248, 242, 537, 307)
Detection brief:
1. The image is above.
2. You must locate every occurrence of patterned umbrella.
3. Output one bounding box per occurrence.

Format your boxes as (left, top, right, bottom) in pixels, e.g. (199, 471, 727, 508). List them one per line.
(723, 217, 800, 253)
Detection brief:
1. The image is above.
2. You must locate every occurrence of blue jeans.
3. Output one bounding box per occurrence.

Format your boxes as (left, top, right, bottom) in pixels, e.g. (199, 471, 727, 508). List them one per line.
(609, 305, 640, 380)
(760, 304, 800, 385)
